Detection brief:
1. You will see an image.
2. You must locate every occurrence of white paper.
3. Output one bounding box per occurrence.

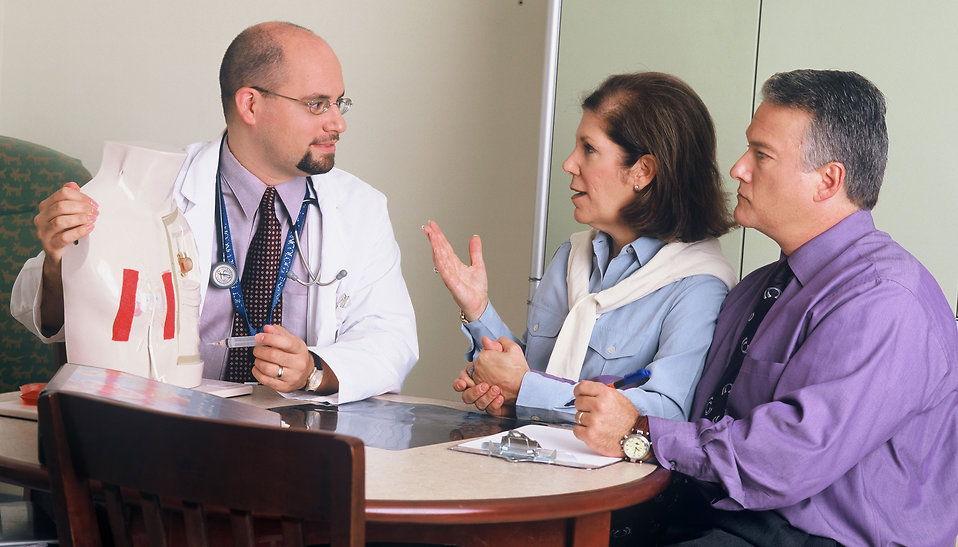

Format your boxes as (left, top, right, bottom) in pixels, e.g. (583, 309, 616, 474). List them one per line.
(451, 423, 622, 469)
(277, 390, 340, 406)
(192, 379, 253, 398)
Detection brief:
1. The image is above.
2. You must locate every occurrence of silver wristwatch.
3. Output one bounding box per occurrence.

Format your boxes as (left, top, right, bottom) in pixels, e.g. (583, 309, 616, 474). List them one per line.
(620, 416, 653, 463)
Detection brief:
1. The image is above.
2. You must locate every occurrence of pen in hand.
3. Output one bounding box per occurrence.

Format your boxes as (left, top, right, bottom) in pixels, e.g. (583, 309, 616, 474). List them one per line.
(563, 368, 651, 407)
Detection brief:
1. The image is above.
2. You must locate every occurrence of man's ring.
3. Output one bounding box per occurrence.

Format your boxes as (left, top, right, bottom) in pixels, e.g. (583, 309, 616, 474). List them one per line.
(277, 366, 284, 379)
(467, 364, 475, 379)
(575, 411, 584, 426)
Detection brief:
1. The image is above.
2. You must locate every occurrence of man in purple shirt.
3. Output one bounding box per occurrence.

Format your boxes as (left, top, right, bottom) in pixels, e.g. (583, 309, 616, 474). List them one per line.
(571, 69, 958, 546)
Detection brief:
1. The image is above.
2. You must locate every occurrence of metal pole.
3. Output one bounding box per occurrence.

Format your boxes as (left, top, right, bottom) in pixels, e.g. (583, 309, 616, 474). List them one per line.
(528, 0, 562, 305)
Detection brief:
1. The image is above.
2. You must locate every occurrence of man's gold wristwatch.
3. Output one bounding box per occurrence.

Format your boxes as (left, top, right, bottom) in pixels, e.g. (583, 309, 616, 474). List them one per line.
(305, 356, 324, 392)
(620, 415, 653, 463)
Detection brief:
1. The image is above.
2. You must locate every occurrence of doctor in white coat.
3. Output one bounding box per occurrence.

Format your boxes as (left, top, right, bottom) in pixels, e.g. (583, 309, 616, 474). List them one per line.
(11, 21, 418, 404)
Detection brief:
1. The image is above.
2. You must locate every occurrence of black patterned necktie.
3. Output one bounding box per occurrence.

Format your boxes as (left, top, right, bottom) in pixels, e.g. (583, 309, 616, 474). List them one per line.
(224, 187, 283, 383)
(702, 259, 793, 423)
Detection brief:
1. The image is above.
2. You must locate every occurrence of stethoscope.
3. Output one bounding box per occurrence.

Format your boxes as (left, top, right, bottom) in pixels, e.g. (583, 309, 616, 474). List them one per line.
(209, 135, 347, 335)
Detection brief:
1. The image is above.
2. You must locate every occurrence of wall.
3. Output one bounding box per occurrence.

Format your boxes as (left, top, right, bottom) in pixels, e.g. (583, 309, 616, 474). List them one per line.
(545, 0, 958, 314)
(744, 1, 958, 306)
(0, 0, 549, 401)
(545, 0, 760, 276)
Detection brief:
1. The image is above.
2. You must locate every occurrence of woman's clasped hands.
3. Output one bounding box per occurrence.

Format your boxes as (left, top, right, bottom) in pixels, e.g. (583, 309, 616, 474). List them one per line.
(453, 336, 529, 417)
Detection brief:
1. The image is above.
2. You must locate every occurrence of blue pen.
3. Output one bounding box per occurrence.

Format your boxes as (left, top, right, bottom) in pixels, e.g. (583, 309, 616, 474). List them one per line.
(563, 368, 651, 407)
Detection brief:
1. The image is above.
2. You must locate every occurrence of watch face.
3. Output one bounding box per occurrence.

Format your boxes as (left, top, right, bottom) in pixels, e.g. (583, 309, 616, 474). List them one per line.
(622, 434, 651, 462)
(306, 368, 324, 391)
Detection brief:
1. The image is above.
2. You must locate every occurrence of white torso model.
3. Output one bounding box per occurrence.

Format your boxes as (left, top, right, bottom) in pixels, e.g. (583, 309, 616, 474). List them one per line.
(61, 142, 204, 388)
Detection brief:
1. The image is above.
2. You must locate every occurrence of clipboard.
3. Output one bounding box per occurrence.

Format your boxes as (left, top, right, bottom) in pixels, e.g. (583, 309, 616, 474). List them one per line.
(451, 423, 623, 469)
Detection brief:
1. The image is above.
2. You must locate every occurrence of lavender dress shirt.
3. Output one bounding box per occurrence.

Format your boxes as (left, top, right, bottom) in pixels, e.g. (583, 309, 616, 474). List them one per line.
(198, 143, 312, 380)
(649, 211, 958, 546)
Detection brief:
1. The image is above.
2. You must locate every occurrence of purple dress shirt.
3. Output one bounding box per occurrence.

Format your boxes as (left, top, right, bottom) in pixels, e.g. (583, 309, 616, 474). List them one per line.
(649, 211, 958, 547)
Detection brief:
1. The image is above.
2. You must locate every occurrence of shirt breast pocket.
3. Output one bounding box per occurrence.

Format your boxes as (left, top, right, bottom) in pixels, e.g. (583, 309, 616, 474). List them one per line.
(730, 356, 788, 409)
(526, 302, 565, 341)
(283, 277, 309, 300)
(524, 304, 565, 369)
(587, 322, 655, 375)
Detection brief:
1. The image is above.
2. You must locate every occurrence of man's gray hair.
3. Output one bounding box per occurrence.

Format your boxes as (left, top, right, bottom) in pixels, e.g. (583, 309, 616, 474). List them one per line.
(762, 69, 888, 210)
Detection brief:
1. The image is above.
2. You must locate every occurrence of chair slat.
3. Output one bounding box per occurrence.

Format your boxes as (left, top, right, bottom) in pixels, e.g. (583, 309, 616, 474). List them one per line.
(182, 501, 209, 547)
(282, 517, 306, 547)
(102, 484, 132, 547)
(230, 510, 256, 547)
(140, 492, 168, 547)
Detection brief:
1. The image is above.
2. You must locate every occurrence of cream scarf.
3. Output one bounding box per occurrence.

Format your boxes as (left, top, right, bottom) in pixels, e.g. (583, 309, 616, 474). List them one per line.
(544, 229, 737, 381)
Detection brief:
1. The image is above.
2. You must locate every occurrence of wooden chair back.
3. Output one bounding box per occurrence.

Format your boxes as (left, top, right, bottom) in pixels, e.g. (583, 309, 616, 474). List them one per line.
(37, 390, 365, 547)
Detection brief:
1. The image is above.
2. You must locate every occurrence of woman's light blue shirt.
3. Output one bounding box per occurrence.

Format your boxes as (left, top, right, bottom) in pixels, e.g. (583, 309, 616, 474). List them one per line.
(463, 232, 729, 422)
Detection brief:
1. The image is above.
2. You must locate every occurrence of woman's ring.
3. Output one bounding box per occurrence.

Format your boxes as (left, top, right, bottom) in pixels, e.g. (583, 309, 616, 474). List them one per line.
(575, 411, 584, 426)
(277, 366, 284, 379)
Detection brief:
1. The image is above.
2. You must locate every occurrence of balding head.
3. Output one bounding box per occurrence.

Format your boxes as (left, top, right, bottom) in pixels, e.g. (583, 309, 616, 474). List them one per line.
(217, 22, 346, 184)
(219, 22, 330, 123)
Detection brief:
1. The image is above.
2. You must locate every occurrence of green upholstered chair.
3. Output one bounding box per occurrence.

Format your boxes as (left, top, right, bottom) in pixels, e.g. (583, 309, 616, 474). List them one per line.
(0, 136, 91, 392)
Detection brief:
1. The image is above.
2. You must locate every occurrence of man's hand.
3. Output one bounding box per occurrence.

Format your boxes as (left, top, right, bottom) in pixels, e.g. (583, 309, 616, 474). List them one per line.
(36, 182, 99, 262)
(34, 182, 99, 332)
(252, 324, 338, 394)
(571, 380, 640, 457)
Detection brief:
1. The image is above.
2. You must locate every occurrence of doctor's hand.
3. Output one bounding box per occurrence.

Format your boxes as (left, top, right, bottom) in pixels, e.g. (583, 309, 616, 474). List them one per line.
(35, 182, 99, 264)
(252, 324, 338, 394)
(422, 220, 488, 322)
(34, 182, 99, 333)
(571, 380, 639, 458)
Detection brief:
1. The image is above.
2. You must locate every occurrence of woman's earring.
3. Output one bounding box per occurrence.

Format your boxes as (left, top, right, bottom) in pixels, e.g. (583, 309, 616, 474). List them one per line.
(633, 184, 640, 193)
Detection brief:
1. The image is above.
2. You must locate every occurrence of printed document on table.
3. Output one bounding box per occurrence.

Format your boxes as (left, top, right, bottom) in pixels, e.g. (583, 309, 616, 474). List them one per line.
(452, 423, 623, 469)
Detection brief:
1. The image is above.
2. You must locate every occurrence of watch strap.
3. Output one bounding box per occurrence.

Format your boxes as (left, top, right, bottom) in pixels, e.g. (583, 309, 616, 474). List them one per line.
(631, 414, 649, 437)
(620, 414, 653, 462)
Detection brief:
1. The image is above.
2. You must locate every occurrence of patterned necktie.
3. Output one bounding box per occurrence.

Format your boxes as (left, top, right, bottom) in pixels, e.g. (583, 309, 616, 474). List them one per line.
(702, 259, 793, 422)
(224, 187, 283, 383)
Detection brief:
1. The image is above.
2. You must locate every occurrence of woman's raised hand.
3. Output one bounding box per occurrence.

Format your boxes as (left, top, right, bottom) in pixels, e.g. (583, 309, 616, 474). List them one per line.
(422, 220, 488, 321)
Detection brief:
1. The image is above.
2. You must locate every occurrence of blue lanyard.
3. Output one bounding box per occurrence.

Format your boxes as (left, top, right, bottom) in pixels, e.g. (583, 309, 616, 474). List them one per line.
(216, 168, 311, 336)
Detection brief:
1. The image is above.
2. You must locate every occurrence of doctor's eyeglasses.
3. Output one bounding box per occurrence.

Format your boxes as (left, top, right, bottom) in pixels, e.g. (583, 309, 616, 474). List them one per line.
(251, 86, 352, 116)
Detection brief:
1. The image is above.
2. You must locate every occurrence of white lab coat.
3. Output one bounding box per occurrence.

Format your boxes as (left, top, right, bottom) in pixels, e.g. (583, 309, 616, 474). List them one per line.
(11, 139, 419, 404)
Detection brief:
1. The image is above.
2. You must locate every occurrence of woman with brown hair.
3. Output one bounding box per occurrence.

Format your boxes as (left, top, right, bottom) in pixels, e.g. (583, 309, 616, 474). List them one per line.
(424, 72, 736, 423)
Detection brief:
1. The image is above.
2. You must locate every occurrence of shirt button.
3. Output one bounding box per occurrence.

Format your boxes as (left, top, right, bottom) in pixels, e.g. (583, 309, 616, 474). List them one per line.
(608, 346, 616, 354)
(532, 324, 539, 332)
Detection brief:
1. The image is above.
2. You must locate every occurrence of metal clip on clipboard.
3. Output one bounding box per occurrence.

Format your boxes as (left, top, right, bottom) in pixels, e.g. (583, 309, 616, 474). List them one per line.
(483, 430, 557, 463)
